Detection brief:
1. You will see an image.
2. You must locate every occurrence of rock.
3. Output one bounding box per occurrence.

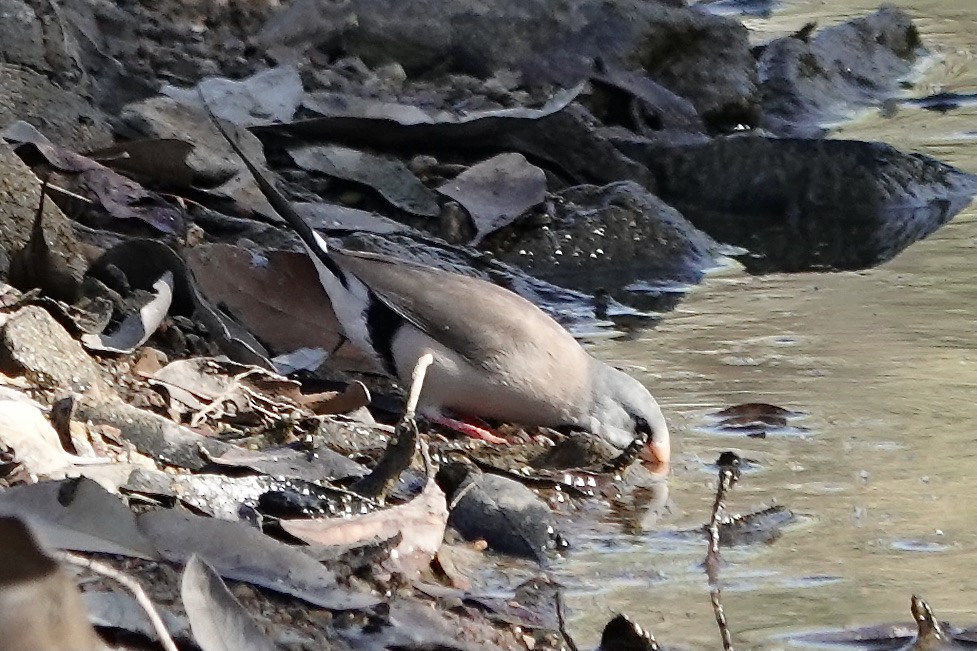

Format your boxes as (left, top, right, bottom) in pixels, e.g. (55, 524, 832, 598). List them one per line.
(436, 463, 564, 563)
(0, 0, 46, 70)
(640, 136, 977, 272)
(116, 96, 278, 219)
(0, 306, 113, 397)
(598, 613, 662, 651)
(758, 6, 926, 135)
(0, 65, 112, 150)
(496, 181, 722, 298)
(0, 144, 95, 299)
(300, 0, 758, 127)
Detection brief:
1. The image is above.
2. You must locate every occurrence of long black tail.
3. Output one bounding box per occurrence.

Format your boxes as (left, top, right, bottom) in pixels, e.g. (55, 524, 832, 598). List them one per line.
(198, 93, 346, 281)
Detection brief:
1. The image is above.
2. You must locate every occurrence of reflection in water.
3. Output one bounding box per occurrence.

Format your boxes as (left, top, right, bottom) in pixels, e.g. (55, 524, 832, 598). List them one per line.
(560, 0, 976, 647)
(648, 138, 977, 273)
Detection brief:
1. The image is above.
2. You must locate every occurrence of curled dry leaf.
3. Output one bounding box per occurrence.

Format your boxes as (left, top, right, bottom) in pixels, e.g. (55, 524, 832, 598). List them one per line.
(84, 238, 272, 367)
(437, 153, 546, 245)
(14, 142, 185, 235)
(281, 477, 448, 577)
(181, 555, 277, 651)
(81, 270, 174, 354)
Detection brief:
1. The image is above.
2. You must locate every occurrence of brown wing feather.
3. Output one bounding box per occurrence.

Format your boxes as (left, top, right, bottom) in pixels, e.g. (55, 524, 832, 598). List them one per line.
(331, 248, 588, 371)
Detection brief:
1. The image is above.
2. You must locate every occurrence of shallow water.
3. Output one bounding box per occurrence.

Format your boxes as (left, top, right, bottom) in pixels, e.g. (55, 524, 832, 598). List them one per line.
(560, 1, 976, 646)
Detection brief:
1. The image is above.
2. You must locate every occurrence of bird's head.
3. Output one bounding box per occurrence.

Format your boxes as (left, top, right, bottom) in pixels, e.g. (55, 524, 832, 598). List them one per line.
(587, 363, 671, 475)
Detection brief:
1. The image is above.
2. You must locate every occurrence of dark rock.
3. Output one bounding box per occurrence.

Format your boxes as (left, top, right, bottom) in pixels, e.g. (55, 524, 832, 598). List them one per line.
(0, 65, 112, 150)
(0, 0, 46, 70)
(116, 97, 278, 220)
(436, 463, 565, 563)
(0, 144, 90, 294)
(495, 181, 723, 302)
(294, 0, 760, 127)
(587, 62, 706, 135)
(0, 306, 113, 396)
(758, 6, 926, 134)
(641, 136, 977, 272)
(502, 103, 657, 187)
(599, 613, 662, 651)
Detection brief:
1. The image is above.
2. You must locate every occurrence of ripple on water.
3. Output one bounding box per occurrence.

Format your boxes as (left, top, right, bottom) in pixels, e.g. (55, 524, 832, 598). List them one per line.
(888, 539, 950, 553)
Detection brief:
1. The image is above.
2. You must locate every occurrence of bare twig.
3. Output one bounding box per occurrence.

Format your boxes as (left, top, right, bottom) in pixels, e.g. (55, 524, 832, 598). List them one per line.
(405, 353, 434, 420)
(56, 552, 179, 651)
(554, 588, 580, 651)
(706, 451, 741, 651)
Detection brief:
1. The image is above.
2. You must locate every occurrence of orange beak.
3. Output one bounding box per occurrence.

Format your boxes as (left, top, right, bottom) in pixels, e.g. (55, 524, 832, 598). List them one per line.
(640, 437, 671, 476)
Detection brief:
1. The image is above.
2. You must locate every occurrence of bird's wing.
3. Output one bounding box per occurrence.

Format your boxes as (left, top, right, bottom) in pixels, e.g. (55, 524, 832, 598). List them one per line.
(331, 248, 584, 372)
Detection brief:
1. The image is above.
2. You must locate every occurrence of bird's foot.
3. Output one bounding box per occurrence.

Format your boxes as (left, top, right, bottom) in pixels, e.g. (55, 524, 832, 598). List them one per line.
(429, 414, 508, 444)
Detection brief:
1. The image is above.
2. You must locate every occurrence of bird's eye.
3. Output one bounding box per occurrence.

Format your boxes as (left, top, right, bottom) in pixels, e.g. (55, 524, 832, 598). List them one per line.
(632, 415, 651, 439)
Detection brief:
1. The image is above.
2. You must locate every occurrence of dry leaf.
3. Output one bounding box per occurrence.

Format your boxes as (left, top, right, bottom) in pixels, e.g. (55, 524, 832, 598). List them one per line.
(281, 478, 447, 576)
(184, 243, 371, 370)
(181, 555, 277, 651)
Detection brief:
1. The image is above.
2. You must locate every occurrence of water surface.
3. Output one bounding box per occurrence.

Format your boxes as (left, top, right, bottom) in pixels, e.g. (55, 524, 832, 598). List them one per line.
(562, 1, 976, 645)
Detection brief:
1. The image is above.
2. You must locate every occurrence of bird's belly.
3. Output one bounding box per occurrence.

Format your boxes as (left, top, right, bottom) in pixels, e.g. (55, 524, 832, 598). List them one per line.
(391, 327, 576, 427)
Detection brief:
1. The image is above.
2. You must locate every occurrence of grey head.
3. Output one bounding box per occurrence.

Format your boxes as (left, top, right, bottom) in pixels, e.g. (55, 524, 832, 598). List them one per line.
(585, 361, 671, 473)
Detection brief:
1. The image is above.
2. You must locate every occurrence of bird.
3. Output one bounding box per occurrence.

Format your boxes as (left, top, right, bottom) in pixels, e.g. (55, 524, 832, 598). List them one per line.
(202, 103, 671, 472)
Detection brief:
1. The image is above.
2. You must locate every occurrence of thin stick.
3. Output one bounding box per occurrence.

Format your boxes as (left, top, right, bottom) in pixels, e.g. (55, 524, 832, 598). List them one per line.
(705, 452, 740, 651)
(56, 552, 179, 651)
(554, 588, 580, 651)
(405, 353, 434, 420)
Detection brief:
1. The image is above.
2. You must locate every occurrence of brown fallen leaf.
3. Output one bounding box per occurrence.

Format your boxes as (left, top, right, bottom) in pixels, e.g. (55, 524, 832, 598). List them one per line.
(0, 516, 104, 651)
(184, 243, 371, 371)
(86, 138, 197, 188)
(281, 477, 448, 576)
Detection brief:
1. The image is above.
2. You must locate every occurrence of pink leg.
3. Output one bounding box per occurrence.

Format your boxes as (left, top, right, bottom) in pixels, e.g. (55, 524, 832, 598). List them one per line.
(429, 414, 509, 444)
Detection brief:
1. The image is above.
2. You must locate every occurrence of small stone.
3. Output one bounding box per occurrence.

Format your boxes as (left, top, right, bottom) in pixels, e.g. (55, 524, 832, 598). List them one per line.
(0, 306, 113, 396)
(407, 154, 438, 175)
(374, 62, 407, 86)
